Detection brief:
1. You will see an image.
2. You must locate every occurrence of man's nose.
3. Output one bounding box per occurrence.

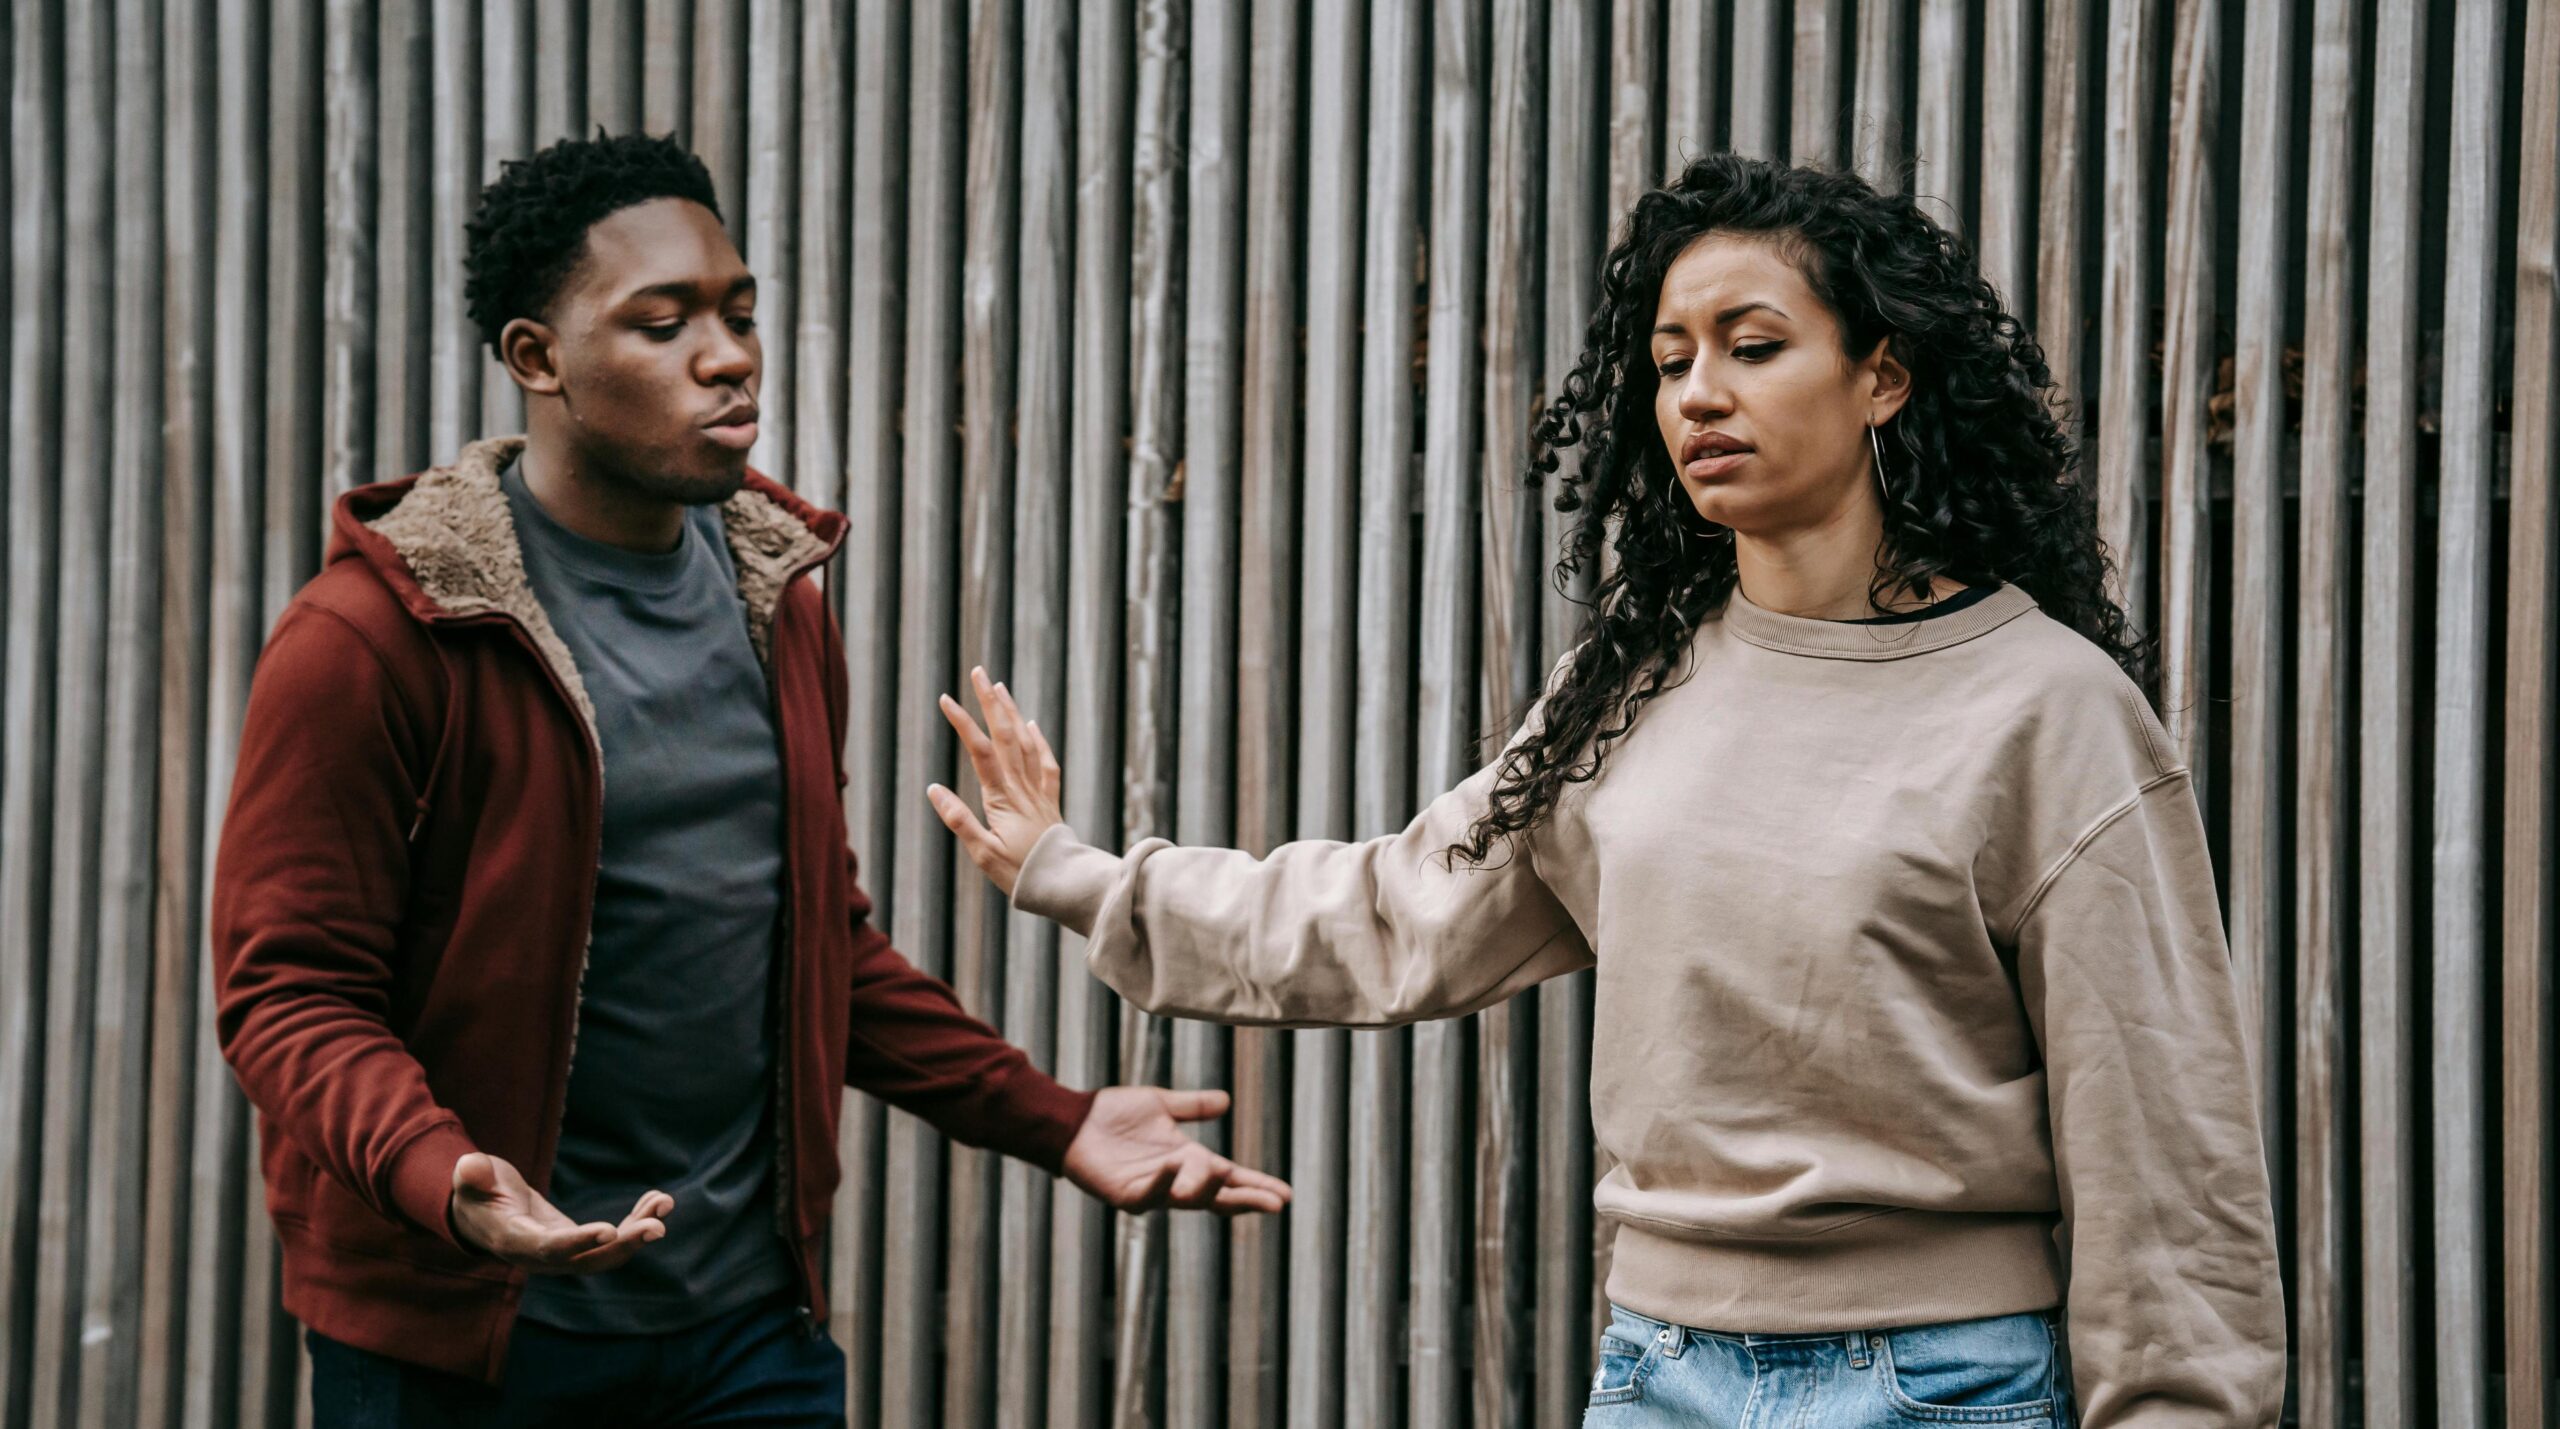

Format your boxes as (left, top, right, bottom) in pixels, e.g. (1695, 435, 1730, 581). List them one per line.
(699, 326, 757, 384)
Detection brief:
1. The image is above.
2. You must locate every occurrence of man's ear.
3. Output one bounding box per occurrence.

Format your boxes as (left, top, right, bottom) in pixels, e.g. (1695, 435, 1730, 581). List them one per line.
(1864, 335, 1913, 426)
(498, 316, 563, 397)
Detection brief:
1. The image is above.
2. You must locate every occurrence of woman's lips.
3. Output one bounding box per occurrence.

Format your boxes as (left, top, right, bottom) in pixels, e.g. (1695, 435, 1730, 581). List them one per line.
(1683, 450, 1750, 480)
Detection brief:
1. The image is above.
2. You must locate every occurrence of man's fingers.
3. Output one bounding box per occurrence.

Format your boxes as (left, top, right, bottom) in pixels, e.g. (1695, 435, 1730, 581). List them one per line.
(1211, 1182, 1292, 1217)
(1158, 1088, 1232, 1123)
(620, 1190, 674, 1229)
(1223, 1165, 1294, 1203)
(1168, 1151, 1234, 1208)
(1124, 1158, 1180, 1212)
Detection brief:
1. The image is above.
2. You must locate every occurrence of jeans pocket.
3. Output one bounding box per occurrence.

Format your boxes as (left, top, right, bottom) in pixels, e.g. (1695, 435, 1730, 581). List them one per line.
(1875, 1311, 2058, 1424)
(1586, 1330, 1653, 1408)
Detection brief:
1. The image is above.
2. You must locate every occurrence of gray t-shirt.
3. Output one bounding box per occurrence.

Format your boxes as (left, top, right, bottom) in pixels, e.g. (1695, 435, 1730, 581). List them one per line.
(503, 465, 798, 1333)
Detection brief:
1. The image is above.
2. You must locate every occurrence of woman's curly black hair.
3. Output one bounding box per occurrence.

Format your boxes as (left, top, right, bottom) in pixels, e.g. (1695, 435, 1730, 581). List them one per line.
(463, 131, 721, 355)
(1450, 152, 2151, 866)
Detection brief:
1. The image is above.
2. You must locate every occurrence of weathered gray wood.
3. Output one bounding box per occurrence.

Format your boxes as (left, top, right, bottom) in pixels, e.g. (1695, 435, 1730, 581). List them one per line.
(2154, 0, 2212, 814)
(70, 1, 165, 1421)
(138, 3, 218, 1420)
(1410, 3, 1487, 1422)
(0, 0, 58, 1407)
(945, 0, 1019, 1419)
(642, 0, 689, 136)
(792, 0, 850, 515)
(1346, 3, 1424, 1421)
(1476, 4, 1546, 1425)
(586, 0, 641, 134)
(690, 0, 746, 218)
(1224, 1, 1305, 1421)
(2432, 4, 2507, 1421)
(266, 0, 324, 605)
(1048, 6, 1131, 1425)
(835, 7, 909, 1420)
(1166, 0, 1245, 1419)
(2359, 1, 2431, 1416)
(1978, 0, 2032, 312)
(1607, 0, 1656, 225)
(996, 5, 1076, 1424)
(480, 0, 532, 436)
(1287, 3, 1365, 1423)
(1110, 3, 1185, 1420)
(2504, 7, 2560, 1424)
(429, 0, 481, 459)
(1913, 0, 1964, 220)
(2094, 0, 2157, 616)
(377, 0, 433, 477)
(883, 6, 966, 1422)
(2036, 0, 2093, 418)
(29, 0, 114, 1416)
(1540, 2, 1603, 1422)
(1791, 0, 1848, 168)
(181, 0, 271, 1418)
(1662, 0, 1717, 175)
(324, 0, 377, 505)
(534, 0, 582, 147)
(1851, 0, 1907, 188)
(0, 0, 58, 1403)
(1728, 0, 1784, 160)
(745, 0, 796, 484)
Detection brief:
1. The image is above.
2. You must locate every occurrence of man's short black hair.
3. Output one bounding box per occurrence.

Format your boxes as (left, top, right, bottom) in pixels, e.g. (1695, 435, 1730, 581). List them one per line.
(464, 131, 723, 355)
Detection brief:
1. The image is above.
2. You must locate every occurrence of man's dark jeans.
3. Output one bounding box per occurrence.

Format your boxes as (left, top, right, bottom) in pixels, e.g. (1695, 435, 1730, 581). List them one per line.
(306, 1293, 845, 1427)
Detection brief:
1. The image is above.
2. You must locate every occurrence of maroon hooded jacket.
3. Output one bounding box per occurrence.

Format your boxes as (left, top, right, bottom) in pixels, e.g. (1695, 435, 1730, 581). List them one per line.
(211, 437, 1093, 1382)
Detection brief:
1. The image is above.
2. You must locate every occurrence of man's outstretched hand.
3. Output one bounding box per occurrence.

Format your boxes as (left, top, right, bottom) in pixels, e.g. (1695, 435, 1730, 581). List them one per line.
(448, 1151, 673, 1274)
(1064, 1087, 1293, 1216)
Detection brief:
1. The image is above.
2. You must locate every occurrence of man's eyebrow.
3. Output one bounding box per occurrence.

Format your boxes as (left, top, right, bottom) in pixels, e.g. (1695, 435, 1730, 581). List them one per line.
(619, 275, 758, 305)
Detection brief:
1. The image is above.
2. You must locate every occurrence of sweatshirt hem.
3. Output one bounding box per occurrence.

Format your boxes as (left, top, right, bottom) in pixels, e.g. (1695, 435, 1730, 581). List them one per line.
(1603, 1211, 2064, 1334)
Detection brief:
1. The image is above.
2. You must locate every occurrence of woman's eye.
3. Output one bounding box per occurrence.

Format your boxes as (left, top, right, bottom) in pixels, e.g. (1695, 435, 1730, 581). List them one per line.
(1656, 357, 1690, 379)
(1734, 340, 1781, 361)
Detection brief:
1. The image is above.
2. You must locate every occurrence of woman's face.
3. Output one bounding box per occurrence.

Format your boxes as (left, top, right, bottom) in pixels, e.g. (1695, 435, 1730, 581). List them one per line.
(1648, 232, 1908, 536)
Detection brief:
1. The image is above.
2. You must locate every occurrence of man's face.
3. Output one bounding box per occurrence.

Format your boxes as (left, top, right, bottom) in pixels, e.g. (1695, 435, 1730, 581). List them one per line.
(527, 197, 762, 504)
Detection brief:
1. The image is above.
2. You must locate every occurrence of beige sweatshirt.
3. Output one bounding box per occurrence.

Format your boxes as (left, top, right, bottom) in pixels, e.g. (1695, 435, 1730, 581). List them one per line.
(1014, 583, 2286, 1426)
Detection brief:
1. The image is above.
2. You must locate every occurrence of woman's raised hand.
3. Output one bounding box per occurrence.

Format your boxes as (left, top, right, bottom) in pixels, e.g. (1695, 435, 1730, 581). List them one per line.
(928, 667, 1066, 896)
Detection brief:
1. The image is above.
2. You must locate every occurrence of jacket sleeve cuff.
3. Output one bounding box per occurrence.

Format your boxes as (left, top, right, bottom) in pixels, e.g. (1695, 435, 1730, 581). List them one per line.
(385, 1121, 480, 1250)
(1013, 824, 1117, 938)
(980, 1062, 1100, 1175)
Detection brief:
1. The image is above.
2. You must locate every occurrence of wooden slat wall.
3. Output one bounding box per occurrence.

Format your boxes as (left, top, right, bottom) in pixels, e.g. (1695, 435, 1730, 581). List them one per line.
(3, 3, 2554, 1426)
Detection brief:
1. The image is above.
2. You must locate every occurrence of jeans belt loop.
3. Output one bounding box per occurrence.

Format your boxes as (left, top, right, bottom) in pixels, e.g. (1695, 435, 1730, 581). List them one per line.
(1845, 1330, 1874, 1370)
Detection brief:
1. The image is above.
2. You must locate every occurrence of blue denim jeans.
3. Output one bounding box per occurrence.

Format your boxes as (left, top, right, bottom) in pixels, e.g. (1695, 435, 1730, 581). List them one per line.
(1585, 1303, 2075, 1427)
(307, 1293, 845, 1428)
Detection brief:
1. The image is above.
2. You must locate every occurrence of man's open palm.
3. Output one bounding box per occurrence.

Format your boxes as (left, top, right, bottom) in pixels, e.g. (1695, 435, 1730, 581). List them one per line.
(448, 1151, 673, 1274)
(1064, 1087, 1293, 1215)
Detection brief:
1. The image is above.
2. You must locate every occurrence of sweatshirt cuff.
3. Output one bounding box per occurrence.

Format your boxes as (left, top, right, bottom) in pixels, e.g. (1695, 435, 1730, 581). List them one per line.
(980, 1062, 1100, 1175)
(1014, 823, 1117, 938)
(386, 1121, 481, 1251)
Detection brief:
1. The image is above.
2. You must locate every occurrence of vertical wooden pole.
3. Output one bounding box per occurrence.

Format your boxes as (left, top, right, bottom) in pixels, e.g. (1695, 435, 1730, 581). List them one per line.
(2502, 6, 2560, 1424)
(1225, 0, 1305, 1421)
(2431, 5, 2508, 1421)
(1288, 6, 1364, 1427)
(1410, 2, 1487, 1422)
(1047, 6, 1131, 1425)
(2358, 2, 2431, 1417)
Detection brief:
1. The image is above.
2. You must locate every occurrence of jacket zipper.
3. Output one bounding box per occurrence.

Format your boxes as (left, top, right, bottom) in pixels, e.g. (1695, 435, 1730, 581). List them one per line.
(763, 553, 834, 1331)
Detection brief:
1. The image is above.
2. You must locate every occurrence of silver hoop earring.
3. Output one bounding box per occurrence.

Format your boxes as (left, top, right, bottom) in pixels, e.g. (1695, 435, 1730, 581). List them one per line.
(1868, 421, 1890, 510)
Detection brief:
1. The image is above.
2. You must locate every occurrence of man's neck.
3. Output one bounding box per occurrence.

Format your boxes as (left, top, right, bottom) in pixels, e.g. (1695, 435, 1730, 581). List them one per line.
(514, 434, 689, 554)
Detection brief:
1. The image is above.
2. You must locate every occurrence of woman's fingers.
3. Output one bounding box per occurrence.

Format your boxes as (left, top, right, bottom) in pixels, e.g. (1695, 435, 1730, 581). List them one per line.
(926, 785, 1002, 867)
